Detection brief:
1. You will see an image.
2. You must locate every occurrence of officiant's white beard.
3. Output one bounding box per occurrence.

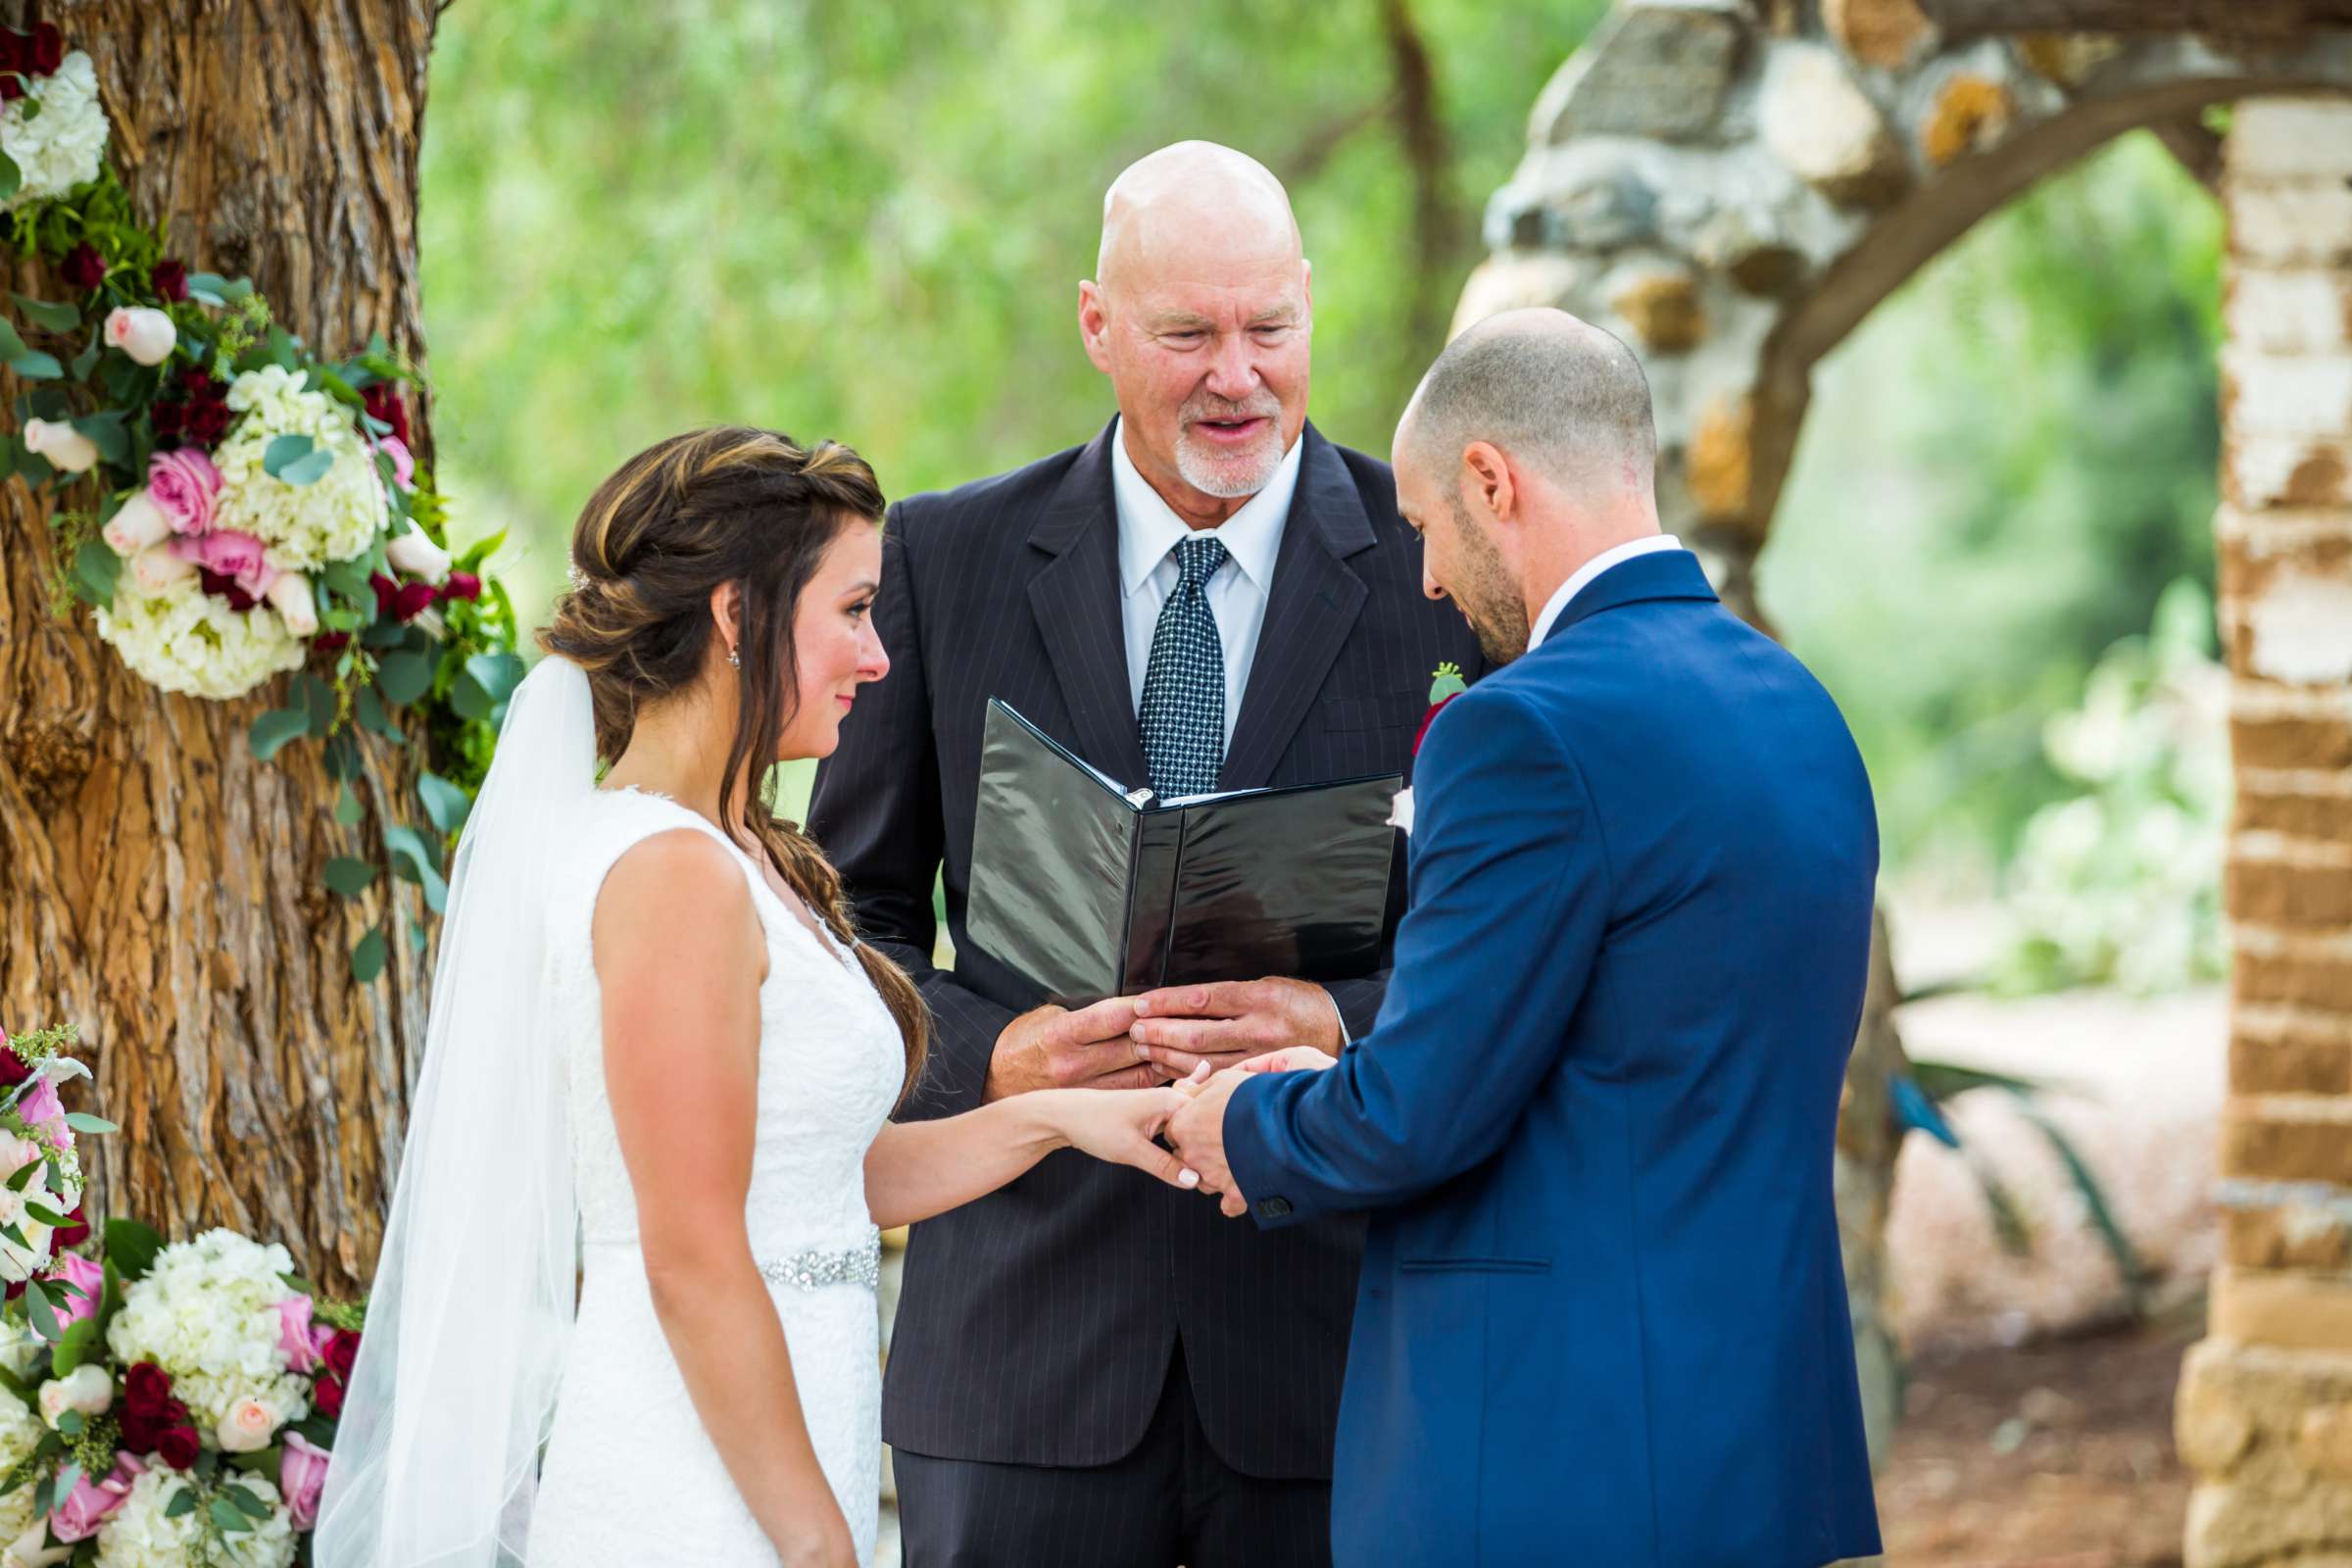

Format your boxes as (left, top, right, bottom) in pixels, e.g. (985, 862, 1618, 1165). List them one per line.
(1173, 391, 1287, 499)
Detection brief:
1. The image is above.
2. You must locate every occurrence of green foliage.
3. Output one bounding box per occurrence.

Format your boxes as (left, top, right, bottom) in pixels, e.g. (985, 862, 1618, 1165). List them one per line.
(1764, 132, 2223, 883)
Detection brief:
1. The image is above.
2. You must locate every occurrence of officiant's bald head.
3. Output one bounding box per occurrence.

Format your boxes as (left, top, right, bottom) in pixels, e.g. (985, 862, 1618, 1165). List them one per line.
(1394, 308, 1661, 663)
(1081, 141, 1312, 527)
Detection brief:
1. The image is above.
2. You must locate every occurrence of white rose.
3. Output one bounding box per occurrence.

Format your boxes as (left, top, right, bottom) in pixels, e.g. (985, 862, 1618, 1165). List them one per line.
(215, 1394, 282, 1453)
(0, 1521, 70, 1568)
(102, 490, 172, 556)
(102, 306, 175, 367)
(129, 544, 195, 596)
(22, 418, 96, 474)
(264, 571, 318, 637)
(384, 527, 451, 585)
(35, 1363, 112, 1428)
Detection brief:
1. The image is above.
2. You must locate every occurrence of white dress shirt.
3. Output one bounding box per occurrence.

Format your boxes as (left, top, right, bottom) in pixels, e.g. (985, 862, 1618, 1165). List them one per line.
(1527, 534, 1684, 649)
(1111, 416, 1304, 748)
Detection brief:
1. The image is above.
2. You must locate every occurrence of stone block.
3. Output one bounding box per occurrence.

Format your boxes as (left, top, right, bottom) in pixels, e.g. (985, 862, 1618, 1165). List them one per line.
(2229, 856, 2352, 928)
(2214, 1266, 2352, 1354)
(2232, 1032, 2352, 1097)
(2227, 1201, 2352, 1271)
(1450, 252, 1591, 340)
(1607, 264, 1708, 352)
(2227, 439, 2352, 511)
(1824, 0, 1933, 71)
(1687, 390, 1753, 523)
(2230, 180, 2352, 269)
(1759, 44, 1908, 209)
(2228, 270, 2352, 355)
(1530, 1, 1748, 147)
(2230, 101, 2352, 184)
(1921, 74, 2014, 167)
(2222, 347, 2352, 442)
(2221, 1104, 2352, 1187)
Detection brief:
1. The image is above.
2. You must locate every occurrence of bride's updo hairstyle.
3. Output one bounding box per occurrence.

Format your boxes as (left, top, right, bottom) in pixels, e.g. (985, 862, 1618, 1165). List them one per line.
(541, 425, 928, 1100)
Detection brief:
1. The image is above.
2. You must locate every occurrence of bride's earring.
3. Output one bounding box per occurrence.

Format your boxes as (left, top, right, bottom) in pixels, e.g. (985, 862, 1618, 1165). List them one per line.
(727, 645, 741, 669)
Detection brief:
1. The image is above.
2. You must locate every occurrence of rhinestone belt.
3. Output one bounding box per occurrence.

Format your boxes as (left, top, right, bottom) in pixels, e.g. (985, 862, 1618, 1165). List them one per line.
(757, 1227, 881, 1293)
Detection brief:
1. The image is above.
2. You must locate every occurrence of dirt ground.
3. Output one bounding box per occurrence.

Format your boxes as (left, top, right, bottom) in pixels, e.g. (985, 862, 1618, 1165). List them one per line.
(1876, 1307, 2200, 1568)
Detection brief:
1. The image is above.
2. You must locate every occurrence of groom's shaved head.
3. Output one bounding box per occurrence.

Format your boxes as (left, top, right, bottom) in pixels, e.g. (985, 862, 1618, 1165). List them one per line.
(1096, 141, 1302, 300)
(1401, 308, 1657, 499)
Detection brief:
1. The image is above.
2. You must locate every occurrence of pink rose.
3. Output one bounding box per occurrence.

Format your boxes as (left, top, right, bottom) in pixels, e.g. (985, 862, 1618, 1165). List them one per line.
(47, 1253, 103, 1329)
(280, 1431, 330, 1532)
(170, 528, 277, 598)
(276, 1294, 317, 1374)
(48, 1452, 142, 1543)
(145, 448, 223, 538)
(15, 1080, 62, 1148)
(374, 435, 416, 493)
(215, 1395, 281, 1453)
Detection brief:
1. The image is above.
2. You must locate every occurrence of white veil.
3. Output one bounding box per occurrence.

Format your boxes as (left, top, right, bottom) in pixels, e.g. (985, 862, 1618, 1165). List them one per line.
(315, 656, 598, 1567)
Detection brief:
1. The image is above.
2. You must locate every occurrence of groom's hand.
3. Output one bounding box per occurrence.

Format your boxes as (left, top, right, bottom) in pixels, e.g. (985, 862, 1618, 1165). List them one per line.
(1126, 977, 1342, 1080)
(1166, 1065, 1251, 1218)
(985, 998, 1161, 1101)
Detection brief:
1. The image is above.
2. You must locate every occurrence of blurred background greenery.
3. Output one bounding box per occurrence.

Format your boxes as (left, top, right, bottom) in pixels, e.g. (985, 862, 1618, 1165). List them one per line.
(417, 1, 2228, 989)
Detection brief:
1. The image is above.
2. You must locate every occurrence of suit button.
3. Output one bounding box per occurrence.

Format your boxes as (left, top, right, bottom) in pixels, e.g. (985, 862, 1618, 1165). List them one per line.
(1257, 1197, 1293, 1219)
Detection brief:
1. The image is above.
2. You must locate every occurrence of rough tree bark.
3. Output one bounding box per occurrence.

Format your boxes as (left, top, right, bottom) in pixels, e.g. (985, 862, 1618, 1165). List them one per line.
(0, 0, 440, 1296)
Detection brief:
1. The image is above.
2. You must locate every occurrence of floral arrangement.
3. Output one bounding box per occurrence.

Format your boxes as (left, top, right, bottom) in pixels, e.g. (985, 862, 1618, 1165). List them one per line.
(0, 1023, 360, 1568)
(0, 25, 523, 980)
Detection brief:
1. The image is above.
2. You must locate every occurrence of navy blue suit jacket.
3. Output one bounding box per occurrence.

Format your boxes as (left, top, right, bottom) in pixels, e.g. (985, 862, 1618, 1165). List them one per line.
(1224, 550, 1884, 1567)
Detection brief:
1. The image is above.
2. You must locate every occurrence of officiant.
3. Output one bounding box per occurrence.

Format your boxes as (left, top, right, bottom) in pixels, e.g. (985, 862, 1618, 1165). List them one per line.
(808, 139, 1481, 1568)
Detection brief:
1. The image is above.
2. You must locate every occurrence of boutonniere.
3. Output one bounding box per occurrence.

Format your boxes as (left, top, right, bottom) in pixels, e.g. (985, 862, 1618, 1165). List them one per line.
(1412, 662, 1467, 756)
(1393, 663, 1469, 837)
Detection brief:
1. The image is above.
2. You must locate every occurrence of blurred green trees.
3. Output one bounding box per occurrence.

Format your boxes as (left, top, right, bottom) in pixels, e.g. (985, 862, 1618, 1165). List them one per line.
(420, 6, 2226, 928)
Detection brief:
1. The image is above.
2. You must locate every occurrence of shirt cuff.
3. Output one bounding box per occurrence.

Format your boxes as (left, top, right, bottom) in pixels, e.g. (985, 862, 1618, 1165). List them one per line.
(1326, 989, 1350, 1048)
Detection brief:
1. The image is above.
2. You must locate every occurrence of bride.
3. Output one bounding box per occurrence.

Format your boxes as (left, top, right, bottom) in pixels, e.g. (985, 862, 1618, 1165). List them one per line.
(314, 427, 1200, 1566)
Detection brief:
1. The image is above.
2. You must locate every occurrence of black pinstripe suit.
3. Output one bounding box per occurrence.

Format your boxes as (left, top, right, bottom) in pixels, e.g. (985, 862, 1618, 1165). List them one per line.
(808, 418, 1484, 1564)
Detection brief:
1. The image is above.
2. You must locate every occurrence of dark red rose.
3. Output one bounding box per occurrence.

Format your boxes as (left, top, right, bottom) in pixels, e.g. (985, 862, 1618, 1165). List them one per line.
(27, 24, 62, 77)
(199, 568, 259, 614)
(392, 581, 436, 622)
(1, 1281, 19, 1302)
(312, 630, 350, 654)
(0, 35, 22, 101)
(150, 371, 233, 451)
(362, 383, 411, 448)
(157, 1424, 200, 1471)
(118, 1410, 158, 1453)
(124, 1362, 173, 1418)
(1410, 693, 1458, 757)
(369, 572, 397, 617)
(51, 1201, 86, 1250)
(0, 1049, 29, 1089)
(439, 571, 482, 604)
(182, 391, 233, 446)
(312, 1370, 346, 1420)
(151, 259, 188, 303)
(321, 1328, 361, 1381)
(61, 243, 106, 292)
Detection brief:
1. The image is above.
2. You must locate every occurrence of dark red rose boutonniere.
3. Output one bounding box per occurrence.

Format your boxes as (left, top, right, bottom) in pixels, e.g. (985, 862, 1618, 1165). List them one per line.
(1393, 663, 1470, 837)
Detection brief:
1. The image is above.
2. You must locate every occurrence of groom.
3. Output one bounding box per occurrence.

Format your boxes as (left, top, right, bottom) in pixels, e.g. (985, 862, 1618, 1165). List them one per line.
(1163, 309, 1886, 1566)
(808, 142, 1481, 1564)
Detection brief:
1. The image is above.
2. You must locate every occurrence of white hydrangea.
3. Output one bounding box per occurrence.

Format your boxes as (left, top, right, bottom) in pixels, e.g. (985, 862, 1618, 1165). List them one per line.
(211, 366, 387, 570)
(0, 1141, 66, 1285)
(0, 52, 108, 209)
(96, 1468, 296, 1568)
(0, 1387, 42, 1543)
(106, 1229, 310, 1433)
(94, 569, 306, 702)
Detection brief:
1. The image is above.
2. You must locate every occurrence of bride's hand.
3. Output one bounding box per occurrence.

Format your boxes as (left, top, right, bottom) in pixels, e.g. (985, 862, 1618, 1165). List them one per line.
(1238, 1045, 1338, 1074)
(1050, 1086, 1203, 1191)
(768, 1500, 858, 1568)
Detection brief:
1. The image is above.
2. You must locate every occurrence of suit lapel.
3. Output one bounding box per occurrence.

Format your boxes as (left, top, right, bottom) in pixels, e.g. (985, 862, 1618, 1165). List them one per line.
(1026, 420, 1153, 789)
(1219, 425, 1375, 792)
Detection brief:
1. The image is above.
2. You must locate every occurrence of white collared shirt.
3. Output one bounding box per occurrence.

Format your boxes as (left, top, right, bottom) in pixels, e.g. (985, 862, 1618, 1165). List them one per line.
(1527, 534, 1684, 650)
(1111, 416, 1304, 748)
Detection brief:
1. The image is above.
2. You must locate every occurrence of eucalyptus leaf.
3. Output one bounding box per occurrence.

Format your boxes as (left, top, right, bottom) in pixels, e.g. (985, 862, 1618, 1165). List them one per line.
(22, 1281, 57, 1343)
(417, 772, 471, 837)
(73, 542, 118, 607)
(221, 1482, 272, 1520)
(277, 447, 335, 486)
(211, 1497, 253, 1534)
(10, 293, 77, 333)
(68, 335, 97, 380)
(0, 152, 21, 203)
(375, 649, 433, 706)
(299, 672, 336, 737)
(465, 651, 525, 703)
(356, 684, 405, 745)
(350, 929, 387, 984)
(0, 318, 24, 362)
(8, 350, 63, 380)
(24, 1202, 71, 1228)
(248, 708, 311, 763)
(449, 670, 492, 722)
(105, 1217, 164, 1282)
(261, 432, 316, 478)
(69, 411, 126, 465)
(324, 858, 376, 899)
(165, 1484, 197, 1517)
(334, 782, 364, 826)
(4, 1161, 35, 1194)
(62, 1112, 113, 1134)
(323, 559, 375, 607)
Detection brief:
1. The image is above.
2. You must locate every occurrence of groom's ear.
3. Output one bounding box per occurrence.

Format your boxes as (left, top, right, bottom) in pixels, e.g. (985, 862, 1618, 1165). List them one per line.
(1078, 280, 1113, 374)
(1461, 440, 1516, 531)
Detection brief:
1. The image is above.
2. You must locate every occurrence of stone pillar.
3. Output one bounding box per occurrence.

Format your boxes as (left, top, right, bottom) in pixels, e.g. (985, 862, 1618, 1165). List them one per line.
(2180, 94, 2352, 1568)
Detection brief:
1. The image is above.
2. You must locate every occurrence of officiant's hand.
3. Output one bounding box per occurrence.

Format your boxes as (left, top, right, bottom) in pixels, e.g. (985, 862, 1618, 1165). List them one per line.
(986, 998, 1162, 1100)
(1126, 977, 1342, 1080)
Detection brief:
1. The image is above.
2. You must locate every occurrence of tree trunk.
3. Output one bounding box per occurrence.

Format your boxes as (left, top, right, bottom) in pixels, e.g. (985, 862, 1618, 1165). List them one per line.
(0, 0, 439, 1296)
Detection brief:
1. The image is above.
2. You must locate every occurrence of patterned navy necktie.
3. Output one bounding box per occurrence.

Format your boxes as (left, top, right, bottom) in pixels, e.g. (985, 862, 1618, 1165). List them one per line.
(1139, 534, 1230, 799)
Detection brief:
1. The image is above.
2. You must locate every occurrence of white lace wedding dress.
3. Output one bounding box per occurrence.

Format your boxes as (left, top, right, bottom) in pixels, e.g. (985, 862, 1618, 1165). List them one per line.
(526, 789, 903, 1565)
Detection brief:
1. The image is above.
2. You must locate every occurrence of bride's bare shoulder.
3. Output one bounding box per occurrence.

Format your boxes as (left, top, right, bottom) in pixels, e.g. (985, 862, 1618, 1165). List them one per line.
(591, 827, 758, 960)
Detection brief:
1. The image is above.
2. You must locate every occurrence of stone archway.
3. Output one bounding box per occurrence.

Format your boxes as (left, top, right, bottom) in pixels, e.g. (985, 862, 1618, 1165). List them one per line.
(1455, 5, 2352, 1558)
